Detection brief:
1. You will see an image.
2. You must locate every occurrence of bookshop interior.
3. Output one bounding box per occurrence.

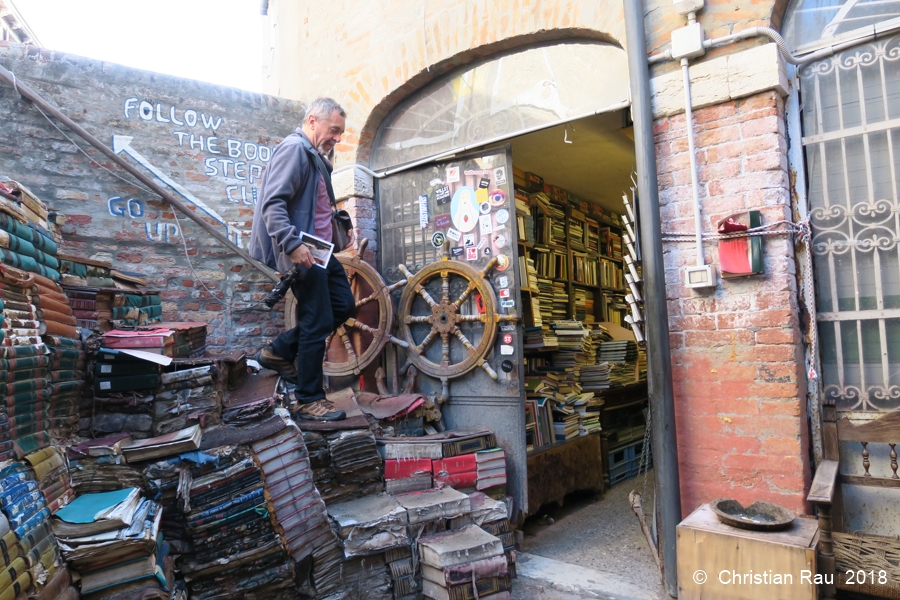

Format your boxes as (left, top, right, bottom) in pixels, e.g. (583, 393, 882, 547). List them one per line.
(373, 104, 651, 523)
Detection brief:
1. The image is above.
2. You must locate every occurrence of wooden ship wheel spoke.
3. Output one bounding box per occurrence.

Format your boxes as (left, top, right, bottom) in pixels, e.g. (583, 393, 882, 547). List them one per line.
(397, 257, 517, 381)
(284, 239, 407, 377)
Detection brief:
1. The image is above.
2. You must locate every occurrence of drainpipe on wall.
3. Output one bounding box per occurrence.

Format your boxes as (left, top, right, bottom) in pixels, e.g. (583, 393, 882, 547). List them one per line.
(623, 0, 682, 596)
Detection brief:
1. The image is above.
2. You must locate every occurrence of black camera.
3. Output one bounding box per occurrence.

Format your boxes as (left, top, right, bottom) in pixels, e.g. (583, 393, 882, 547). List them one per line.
(264, 265, 306, 308)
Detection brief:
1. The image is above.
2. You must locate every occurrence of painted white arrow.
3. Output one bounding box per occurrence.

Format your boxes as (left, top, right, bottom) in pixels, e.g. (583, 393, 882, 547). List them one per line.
(112, 135, 243, 247)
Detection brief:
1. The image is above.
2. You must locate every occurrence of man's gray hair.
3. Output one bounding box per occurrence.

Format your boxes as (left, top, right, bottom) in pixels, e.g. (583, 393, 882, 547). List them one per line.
(306, 97, 346, 121)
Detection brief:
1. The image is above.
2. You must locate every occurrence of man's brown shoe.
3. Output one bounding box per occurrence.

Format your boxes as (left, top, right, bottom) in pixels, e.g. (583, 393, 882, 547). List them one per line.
(255, 347, 299, 384)
(295, 398, 346, 421)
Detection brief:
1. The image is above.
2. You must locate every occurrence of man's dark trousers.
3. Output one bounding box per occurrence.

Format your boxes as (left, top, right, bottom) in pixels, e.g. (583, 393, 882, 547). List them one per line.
(271, 255, 355, 403)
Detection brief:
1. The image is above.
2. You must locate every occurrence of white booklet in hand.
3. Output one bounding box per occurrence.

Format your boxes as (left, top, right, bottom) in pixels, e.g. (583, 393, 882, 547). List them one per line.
(300, 232, 334, 269)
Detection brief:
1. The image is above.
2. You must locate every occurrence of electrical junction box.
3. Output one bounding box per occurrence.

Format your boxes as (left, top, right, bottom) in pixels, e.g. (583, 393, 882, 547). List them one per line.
(671, 22, 706, 60)
(684, 264, 716, 289)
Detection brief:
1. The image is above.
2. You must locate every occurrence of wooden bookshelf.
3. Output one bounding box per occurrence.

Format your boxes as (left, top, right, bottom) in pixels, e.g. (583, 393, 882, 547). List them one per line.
(516, 190, 627, 326)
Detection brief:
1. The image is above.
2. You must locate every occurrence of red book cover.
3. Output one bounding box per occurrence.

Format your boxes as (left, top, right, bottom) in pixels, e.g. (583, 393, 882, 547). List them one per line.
(434, 471, 478, 489)
(433, 454, 477, 476)
(384, 458, 433, 480)
(102, 329, 174, 348)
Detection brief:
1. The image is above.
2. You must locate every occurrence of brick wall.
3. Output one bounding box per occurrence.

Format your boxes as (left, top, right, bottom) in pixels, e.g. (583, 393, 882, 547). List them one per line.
(262, 0, 783, 164)
(656, 90, 809, 513)
(0, 43, 305, 355)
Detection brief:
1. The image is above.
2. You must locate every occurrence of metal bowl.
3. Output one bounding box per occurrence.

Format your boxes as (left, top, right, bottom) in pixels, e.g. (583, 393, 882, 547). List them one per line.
(709, 498, 795, 531)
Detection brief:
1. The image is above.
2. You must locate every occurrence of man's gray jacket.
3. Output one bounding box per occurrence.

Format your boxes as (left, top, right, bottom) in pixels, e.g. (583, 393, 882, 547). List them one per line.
(249, 129, 329, 274)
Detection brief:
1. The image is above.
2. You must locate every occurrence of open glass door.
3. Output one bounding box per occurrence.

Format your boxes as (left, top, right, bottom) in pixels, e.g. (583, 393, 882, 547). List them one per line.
(377, 148, 527, 518)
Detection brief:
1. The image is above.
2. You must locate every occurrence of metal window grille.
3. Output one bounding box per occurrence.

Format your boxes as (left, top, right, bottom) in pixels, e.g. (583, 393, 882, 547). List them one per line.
(803, 34, 900, 410)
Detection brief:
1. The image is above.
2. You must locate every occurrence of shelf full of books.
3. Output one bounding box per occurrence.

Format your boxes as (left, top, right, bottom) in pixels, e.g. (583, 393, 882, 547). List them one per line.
(513, 166, 626, 325)
(524, 323, 648, 453)
(523, 321, 648, 453)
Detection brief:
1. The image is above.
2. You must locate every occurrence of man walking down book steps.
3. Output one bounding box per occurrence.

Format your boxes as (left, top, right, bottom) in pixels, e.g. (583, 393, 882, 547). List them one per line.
(249, 98, 356, 422)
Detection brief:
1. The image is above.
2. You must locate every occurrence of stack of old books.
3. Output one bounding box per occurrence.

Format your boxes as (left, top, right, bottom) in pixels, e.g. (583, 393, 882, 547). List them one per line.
(475, 448, 507, 495)
(550, 321, 589, 381)
(42, 332, 84, 441)
(250, 424, 335, 564)
(432, 454, 477, 491)
(87, 350, 221, 440)
(105, 294, 162, 328)
(394, 487, 472, 598)
(0, 180, 51, 230)
(468, 492, 516, 577)
(120, 425, 202, 463)
(0, 460, 62, 599)
(143, 364, 221, 436)
(24, 447, 73, 514)
(29, 265, 83, 446)
(52, 487, 170, 599)
(58, 255, 114, 290)
(384, 457, 433, 494)
(181, 444, 297, 600)
(327, 493, 409, 558)
(551, 281, 568, 321)
(312, 429, 384, 505)
(64, 288, 102, 331)
(598, 339, 638, 364)
(396, 487, 472, 546)
(319, 553, 392, 600)
(310, 535, 348, 598)
(99, 329, 175, 357)
(64, 289, 162, 333)
(0, 199, 60, 284)
(580, 362, 611, 392)
(302, 429, 361, 593)
(419, 524, 510, 600)
(385, 543, 419, 600)
(552, 405, 581, 441)
(522, 325, 557, 349)
(0, 266, 51, 458)
(580, 408, 602, 435)
(137, 322, 207, 358)
(115, 427, 202, 554)
(66, 435, 143, 495)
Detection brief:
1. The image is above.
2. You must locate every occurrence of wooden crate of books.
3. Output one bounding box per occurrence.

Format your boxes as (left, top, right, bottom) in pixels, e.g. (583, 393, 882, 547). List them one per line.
(526, 431, 602, 515)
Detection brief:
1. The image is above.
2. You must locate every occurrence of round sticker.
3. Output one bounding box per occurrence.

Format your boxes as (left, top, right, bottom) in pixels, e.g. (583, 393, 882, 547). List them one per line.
(482, 247, 492, 256)
(431, 232, 446, 248)
(495, 209, 510, 224)
(489, 190, 506, 207)
(493, 234, 507, 249)
(495, 254, 510, 271)
(450, 186, 479, 233)
(502, 333, 513, 344)
(479, 202, 492, 215)
(501, 360, 514, 373)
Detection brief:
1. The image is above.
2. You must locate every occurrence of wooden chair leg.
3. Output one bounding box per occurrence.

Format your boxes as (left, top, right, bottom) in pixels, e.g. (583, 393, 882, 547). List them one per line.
(818, 503, 836, 599)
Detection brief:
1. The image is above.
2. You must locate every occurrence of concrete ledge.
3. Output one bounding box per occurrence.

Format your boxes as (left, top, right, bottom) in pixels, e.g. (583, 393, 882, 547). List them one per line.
(333, 166, 375, 201)
(651, 44, 788, 118)
(516, 553, 664, 600)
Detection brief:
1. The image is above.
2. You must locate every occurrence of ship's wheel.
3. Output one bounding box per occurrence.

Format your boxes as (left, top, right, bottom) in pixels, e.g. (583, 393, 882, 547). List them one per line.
(397, 256, 517, 381)
(284, 239, 407, 377)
